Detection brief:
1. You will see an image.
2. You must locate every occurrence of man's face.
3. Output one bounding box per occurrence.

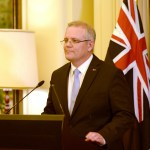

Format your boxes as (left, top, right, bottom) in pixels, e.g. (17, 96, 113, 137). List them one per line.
(63, 26, 94, 67)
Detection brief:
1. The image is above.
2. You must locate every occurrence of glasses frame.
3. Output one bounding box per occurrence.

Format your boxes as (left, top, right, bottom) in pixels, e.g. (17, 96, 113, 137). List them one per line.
(60, 38, 91, 45)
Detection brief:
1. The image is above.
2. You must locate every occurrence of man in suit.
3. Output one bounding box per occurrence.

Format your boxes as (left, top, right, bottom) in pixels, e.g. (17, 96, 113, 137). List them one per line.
(42, 21, 135, 150)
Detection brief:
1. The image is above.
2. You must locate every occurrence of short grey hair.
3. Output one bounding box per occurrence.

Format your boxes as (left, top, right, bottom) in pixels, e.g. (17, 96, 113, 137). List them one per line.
(67, 21, 96, 41)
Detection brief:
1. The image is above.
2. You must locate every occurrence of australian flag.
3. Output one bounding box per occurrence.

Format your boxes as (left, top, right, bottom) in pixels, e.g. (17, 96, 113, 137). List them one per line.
(105, 0, 150, 149)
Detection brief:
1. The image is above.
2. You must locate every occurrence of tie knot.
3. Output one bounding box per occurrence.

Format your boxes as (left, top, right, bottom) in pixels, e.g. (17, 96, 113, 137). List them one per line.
(74, 69, 80, 76)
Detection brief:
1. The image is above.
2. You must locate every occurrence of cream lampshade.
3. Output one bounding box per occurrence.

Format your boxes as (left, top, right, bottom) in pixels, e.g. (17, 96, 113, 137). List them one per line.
(0, 29, 38, 88)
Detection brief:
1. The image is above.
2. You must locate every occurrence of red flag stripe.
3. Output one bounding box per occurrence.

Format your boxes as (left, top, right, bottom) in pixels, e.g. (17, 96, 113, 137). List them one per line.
(129, 0, 135, 21)
(111, 34, 126, 45)
(137, 78, 143, 122)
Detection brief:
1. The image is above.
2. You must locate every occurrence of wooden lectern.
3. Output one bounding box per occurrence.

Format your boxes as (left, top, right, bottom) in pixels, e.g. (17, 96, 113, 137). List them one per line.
(0, 114, 64, 150)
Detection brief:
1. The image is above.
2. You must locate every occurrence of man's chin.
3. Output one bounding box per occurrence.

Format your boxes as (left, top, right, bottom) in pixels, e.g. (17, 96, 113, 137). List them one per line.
(65, 55, 73, 61)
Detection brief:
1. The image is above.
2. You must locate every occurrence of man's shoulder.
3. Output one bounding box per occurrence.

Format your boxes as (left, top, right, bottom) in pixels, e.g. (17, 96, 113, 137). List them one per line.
(53, 62, 71, 74)
(92, 54, 119, 72)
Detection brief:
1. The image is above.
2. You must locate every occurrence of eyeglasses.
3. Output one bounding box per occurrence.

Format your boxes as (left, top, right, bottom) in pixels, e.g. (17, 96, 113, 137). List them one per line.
(60, 38, 91, 45)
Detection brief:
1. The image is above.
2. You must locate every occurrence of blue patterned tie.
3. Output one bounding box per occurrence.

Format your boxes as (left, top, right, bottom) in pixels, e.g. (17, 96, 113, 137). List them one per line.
(70, 69, 80, 114)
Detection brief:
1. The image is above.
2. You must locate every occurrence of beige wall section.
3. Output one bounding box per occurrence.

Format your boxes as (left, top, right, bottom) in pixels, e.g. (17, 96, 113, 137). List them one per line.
(80, 0, 94, 27)
(94, 0, 122, 60)
(66, 0, 93, 27)
(138, 0, 150, 59)
(24, 0, 67, 89)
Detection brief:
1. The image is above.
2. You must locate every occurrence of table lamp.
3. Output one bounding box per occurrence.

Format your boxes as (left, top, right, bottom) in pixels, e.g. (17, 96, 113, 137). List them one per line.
(0, 29, 38, 114)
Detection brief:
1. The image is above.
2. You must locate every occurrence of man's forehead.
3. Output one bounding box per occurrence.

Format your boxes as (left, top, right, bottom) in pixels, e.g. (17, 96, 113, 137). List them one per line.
(65, 26, 86, 37)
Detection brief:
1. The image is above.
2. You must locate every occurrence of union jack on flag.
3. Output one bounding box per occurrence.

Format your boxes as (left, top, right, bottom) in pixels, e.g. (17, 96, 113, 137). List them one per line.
(105, 0, 150, 122)
(105, 0, 150, 149)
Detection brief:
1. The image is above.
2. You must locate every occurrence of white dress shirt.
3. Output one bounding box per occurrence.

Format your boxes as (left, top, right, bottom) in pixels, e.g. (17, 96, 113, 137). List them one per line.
(68, 55, 93, 111)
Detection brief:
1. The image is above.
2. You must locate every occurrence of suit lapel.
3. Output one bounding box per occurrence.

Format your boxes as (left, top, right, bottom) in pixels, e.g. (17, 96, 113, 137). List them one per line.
(71, 55, 102, 116)
(60, 63, 71, 117)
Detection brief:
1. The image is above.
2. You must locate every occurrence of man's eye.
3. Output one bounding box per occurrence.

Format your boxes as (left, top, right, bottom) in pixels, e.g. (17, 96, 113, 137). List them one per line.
(64, 39, 68, 43)
(72, 39, 79, 43)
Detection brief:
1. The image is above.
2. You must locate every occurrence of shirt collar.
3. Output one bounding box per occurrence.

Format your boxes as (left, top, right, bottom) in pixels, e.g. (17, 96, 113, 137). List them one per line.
(70, 54, 93, 76)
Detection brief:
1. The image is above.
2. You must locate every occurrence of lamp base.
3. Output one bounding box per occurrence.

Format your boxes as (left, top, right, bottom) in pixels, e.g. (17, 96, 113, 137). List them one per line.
(13, 90, 23, 114)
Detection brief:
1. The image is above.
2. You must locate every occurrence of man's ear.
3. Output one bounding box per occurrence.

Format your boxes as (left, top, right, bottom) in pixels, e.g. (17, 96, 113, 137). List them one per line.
(87, 41, 94, 51)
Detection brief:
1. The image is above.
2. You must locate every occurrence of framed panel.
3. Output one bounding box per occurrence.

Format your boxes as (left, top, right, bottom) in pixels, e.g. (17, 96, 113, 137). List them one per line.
(0, 0, 22, 29)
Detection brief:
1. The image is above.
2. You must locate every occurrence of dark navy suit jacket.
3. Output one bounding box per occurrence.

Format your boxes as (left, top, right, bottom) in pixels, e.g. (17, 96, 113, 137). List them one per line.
(42, 55, 135, 150)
